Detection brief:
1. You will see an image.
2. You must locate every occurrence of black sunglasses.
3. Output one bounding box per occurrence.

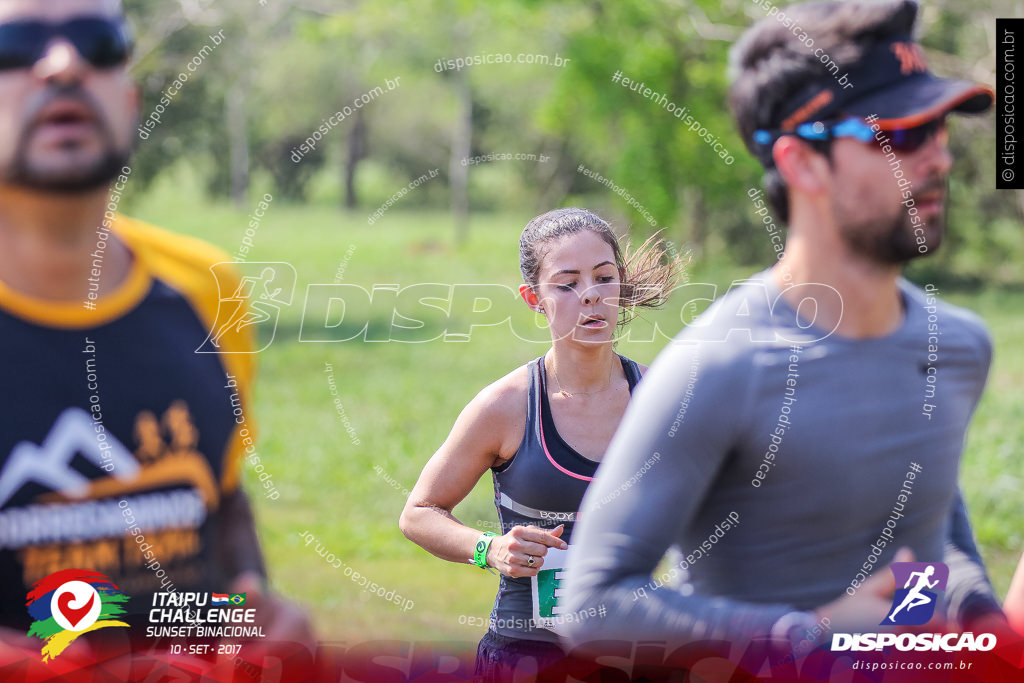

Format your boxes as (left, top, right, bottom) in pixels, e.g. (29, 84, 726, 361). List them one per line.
(0, 17, 132, 72)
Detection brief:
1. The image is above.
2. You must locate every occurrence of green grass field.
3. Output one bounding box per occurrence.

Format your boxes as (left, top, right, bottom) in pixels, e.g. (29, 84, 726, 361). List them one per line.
(129, 174, 1023, 643)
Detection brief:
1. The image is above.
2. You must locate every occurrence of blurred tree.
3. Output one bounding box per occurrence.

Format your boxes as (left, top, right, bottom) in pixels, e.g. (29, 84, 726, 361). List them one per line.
(119, 0, 1020, 277)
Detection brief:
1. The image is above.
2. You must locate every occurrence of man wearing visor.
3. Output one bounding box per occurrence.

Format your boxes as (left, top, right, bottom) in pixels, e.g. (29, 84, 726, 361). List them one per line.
(565, 0, 1009, 663)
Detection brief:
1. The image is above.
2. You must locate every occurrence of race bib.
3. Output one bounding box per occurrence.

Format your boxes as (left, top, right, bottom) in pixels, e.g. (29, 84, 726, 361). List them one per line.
(530, 546, 569, 634)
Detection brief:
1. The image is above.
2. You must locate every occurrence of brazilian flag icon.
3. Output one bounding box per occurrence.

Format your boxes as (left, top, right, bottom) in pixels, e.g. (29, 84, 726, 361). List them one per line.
(229, 594, 246, 606)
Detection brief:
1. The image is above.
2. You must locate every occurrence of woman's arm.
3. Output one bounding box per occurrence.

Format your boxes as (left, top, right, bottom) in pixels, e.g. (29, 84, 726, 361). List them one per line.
(399, 370, 566, 577)
(1004, 552, 1024, 632)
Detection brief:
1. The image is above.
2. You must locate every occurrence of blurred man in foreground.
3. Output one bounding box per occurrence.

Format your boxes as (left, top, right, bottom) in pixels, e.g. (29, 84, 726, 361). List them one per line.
(565, 0, 1010, 668)
(0, 0, 311, 661)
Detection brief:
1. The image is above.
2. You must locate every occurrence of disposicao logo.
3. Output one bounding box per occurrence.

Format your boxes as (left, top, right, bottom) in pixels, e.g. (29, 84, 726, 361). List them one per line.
(26, 569, 130, 661)
(831, 562, 996, 653)
(884, 561, 948, 626)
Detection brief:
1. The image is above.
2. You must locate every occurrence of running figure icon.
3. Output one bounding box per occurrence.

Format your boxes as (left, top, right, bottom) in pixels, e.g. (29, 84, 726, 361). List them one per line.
(211, 267, 285, 346)
(888, 565, 939, 622)
(196, 262, 297, 354)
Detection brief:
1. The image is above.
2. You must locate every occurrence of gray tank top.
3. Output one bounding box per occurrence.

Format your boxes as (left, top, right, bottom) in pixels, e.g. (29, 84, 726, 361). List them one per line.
(487, 353, 641, 642)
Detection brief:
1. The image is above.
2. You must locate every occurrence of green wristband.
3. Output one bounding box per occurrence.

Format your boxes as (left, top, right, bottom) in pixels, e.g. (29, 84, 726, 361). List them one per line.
(473, 532, 497, 568)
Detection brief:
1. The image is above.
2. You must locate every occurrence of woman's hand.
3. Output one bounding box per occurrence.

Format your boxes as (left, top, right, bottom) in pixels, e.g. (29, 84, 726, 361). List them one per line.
(487, 524, 568, 578)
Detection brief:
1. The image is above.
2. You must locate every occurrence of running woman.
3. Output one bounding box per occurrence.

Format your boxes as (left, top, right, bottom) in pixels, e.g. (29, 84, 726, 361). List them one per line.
(564, 0, 1010, 662)
(400, 208, 682, 680)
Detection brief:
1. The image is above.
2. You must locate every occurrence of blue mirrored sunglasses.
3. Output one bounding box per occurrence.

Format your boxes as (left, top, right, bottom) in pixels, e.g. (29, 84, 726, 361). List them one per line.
(754, 116, 946, 153)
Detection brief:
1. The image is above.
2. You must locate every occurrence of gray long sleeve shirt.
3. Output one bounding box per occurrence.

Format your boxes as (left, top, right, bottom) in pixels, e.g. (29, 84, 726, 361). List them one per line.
(563, 271, 1001, 647)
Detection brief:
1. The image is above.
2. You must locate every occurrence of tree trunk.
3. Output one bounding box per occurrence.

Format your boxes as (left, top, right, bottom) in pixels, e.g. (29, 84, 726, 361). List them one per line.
(344, 107, 367, 210)
(685, 186, 706, 253)
(536, 138, 573, 213)
(450, 74, 472, 245)
(226, 80, 249, 208)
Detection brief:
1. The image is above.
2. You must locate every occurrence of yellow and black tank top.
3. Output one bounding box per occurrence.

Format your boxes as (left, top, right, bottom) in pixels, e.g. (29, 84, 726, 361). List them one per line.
(0, 215, 255, 627)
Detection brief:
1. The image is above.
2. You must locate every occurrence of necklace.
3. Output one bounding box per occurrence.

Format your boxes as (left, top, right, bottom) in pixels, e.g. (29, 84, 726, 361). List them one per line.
(548, 356, 616, 398)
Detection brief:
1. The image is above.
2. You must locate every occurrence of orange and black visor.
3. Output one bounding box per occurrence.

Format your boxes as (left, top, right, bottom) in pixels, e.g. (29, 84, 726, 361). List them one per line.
(752, 36, 993, 166)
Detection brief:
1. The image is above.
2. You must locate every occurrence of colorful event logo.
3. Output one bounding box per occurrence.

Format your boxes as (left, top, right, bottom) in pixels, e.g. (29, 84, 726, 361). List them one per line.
(26, 569, 130, 662)
(883, 562, 949, 626)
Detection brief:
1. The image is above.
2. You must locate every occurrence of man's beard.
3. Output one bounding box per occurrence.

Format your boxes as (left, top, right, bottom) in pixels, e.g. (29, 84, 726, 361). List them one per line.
(2, 88, 131, 193)
(835, 180, 947, 265)
(4, 146, 130, 193)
